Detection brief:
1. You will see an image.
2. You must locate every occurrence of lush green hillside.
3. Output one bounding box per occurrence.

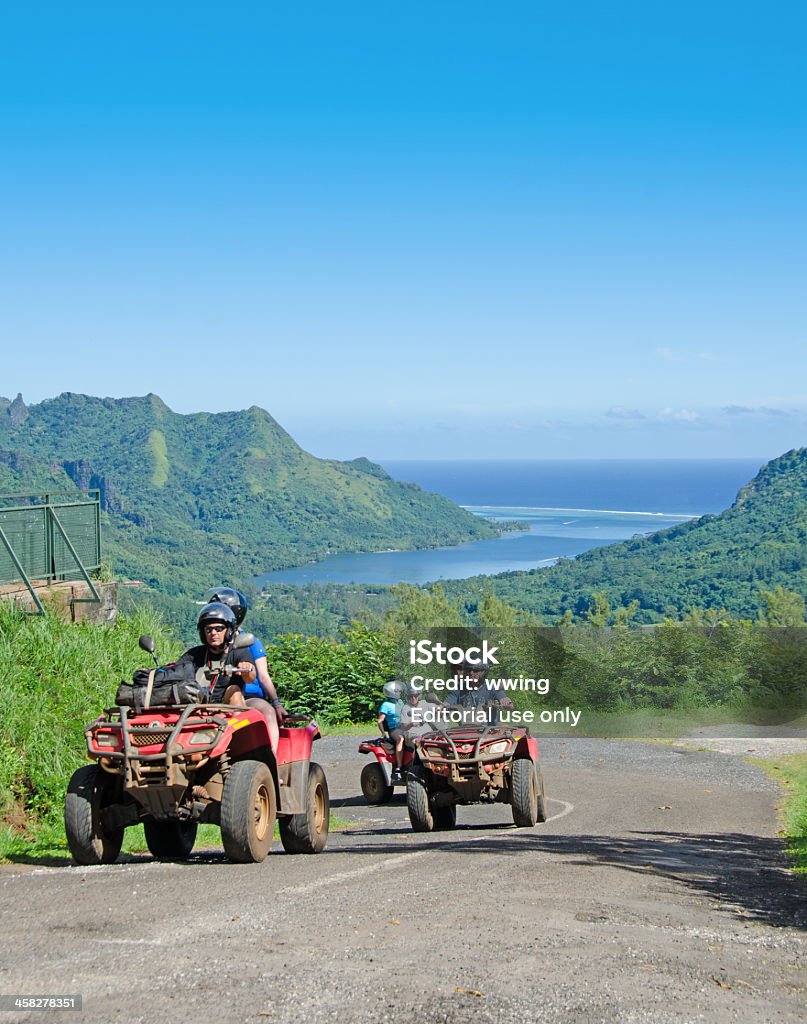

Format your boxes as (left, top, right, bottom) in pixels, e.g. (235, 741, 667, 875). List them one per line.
(439, 448, 807, 623)
(0, 392, 494, 594)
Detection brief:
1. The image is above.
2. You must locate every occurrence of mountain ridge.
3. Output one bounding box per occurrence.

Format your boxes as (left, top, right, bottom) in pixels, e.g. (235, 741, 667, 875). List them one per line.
(0, 392, 495, 593)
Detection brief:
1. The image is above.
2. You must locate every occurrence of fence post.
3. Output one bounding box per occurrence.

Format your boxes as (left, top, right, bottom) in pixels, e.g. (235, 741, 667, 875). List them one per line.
(0, 524, 46, 614)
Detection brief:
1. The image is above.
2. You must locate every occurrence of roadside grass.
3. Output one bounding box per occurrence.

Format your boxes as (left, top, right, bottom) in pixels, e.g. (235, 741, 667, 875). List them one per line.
(0, 602, 181, 860)
(318, 720, 375, 737)
(752, 754, 807, 876)
(1, 815, 354, 866)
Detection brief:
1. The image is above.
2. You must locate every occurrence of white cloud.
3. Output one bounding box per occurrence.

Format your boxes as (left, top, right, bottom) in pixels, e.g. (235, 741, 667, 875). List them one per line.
(722, 404, 796, 419)
(605, 406, 646, 420)
(658, 407, 699, 422)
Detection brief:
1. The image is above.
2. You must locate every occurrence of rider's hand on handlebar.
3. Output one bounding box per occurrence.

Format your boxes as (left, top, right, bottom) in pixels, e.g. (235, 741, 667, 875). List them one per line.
(272, 701, 288, 722)
(235, 661, 257, 685)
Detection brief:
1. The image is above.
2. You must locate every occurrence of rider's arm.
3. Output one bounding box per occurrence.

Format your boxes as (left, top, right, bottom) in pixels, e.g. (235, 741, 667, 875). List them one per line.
(248, 637, 286, 717)
(253, 654, 284, 707)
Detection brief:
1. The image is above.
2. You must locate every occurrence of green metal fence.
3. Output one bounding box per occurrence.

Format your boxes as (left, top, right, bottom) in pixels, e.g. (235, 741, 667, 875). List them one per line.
(0, 492, 102, 613)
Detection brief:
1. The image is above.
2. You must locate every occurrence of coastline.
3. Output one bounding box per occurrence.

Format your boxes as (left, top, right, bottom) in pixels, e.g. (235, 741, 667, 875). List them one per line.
(254, 504, 686, 588)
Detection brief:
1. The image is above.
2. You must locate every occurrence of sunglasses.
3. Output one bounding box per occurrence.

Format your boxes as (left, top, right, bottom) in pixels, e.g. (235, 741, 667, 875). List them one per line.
(204, 624, 227, 634)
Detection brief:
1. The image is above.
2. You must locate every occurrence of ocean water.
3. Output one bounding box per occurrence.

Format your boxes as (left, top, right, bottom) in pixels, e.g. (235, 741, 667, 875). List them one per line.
(381, 458, 764, 516)
(256, 458, 764, 587)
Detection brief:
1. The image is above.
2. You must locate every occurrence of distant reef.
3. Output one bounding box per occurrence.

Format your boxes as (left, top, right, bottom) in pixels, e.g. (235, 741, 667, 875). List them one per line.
(438, 448, 807, 622)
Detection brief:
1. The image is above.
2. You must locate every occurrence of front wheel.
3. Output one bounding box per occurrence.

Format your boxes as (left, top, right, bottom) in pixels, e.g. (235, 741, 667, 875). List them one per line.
(360, 762, 393, 804)
(144, 820, 198, 860)
(511, 757, 539, 827)
(64, 764, 124, 865)
(220, 760, 276, 863)
(279, 762, 330, 854)
(406, 766, 435, 832)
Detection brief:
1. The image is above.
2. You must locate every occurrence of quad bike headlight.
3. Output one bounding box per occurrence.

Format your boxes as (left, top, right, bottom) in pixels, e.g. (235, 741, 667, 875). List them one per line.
(94, 733, 120, 748)
(484, 740, 512, 756)
(188, 728, 219, 746)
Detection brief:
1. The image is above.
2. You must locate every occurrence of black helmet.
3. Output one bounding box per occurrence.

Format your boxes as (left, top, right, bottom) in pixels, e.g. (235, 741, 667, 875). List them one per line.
(197, 602, 237, 645)
(203, 587, 248, 626)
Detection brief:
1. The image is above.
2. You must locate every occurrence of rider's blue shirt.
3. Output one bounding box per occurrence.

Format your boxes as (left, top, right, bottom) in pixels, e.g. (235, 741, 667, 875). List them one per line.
(378, 699, 401, 731)
(242, 633, 267, 696)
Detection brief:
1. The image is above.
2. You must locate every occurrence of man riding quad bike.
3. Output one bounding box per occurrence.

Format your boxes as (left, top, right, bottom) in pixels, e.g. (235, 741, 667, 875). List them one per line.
(405, 658, 548, 831)
(64, 603, 330, 864)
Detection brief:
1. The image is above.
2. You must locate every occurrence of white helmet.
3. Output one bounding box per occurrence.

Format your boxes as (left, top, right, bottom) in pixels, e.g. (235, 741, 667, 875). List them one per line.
(383, 680, 403, 700)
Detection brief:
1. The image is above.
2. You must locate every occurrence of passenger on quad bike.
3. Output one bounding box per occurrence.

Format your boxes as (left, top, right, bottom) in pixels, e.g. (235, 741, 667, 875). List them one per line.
(442, 656, 513, 725)
(171, 602, 257, 704)
(204, 586, 287, 748)
(377, 680, 406, 781)
(399, 682, 435, 744)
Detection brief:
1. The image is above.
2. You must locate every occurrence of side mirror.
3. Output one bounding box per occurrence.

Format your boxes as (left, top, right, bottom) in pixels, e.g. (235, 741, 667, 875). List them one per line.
(139, 635, 156, 654)
(233, 632, 255, 650)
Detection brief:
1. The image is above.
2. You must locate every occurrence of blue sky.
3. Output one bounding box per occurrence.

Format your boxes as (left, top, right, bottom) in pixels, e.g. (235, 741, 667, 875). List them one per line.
(1, 2, 805, 460)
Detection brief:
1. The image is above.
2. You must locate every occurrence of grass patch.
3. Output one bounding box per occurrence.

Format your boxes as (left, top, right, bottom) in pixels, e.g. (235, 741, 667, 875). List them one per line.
(0, 821, 71, 865)
(0, 602, 181, 858)
(753, 753, 807, 875)
(318, 720, 375, 737)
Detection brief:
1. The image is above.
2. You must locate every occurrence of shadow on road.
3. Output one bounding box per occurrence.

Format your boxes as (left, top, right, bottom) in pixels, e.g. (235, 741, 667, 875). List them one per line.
(332, 828, 807, 931)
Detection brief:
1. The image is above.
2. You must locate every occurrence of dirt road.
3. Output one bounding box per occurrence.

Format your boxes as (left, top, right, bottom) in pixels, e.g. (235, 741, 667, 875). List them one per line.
(1, 737, 805, 1023)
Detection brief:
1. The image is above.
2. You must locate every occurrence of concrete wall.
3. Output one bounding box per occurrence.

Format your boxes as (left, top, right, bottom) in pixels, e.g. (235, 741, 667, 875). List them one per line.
(0, 580, 119, 624)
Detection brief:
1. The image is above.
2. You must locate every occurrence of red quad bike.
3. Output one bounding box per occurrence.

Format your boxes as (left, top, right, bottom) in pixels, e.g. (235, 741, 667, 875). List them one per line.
(357, 737, 415, 804)
(64, 634, 330, 865)
(406, 723, 548, 832)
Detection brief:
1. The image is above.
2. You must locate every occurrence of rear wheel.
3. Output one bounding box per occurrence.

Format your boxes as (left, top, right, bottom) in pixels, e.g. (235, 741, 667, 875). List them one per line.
(279, 762, 330, 854)
(406, 766, 435, 832)
(144, 820, 197, 860)
(511, 757, 539, 827)
(64, 764, 124, 865)
(221, 760, 276, 863)
(360, 762, 393, 804)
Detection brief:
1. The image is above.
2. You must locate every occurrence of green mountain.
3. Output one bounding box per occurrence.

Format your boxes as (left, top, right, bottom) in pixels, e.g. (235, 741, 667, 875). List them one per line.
(0, 392, 494, 594)
(441, 448, 807, 622)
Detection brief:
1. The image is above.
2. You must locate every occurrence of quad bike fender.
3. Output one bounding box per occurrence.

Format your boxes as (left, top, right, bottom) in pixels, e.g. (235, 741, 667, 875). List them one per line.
(275, 720, 318, 765)
(209, 709, 273, 760)
(273, 721, 322, 814)
(515, 734, 539, 760)
(357, 739, 391, 759)
(276, 759, 310, 815)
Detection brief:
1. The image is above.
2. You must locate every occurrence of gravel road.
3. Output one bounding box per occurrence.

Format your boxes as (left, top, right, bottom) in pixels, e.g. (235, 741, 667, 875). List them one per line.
(0, 736, 805, 1024)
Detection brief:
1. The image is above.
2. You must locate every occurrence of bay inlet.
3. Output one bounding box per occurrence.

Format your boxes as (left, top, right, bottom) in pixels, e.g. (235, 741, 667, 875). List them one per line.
(254, 458, 763, 588)
(254, 506, 693, 587)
